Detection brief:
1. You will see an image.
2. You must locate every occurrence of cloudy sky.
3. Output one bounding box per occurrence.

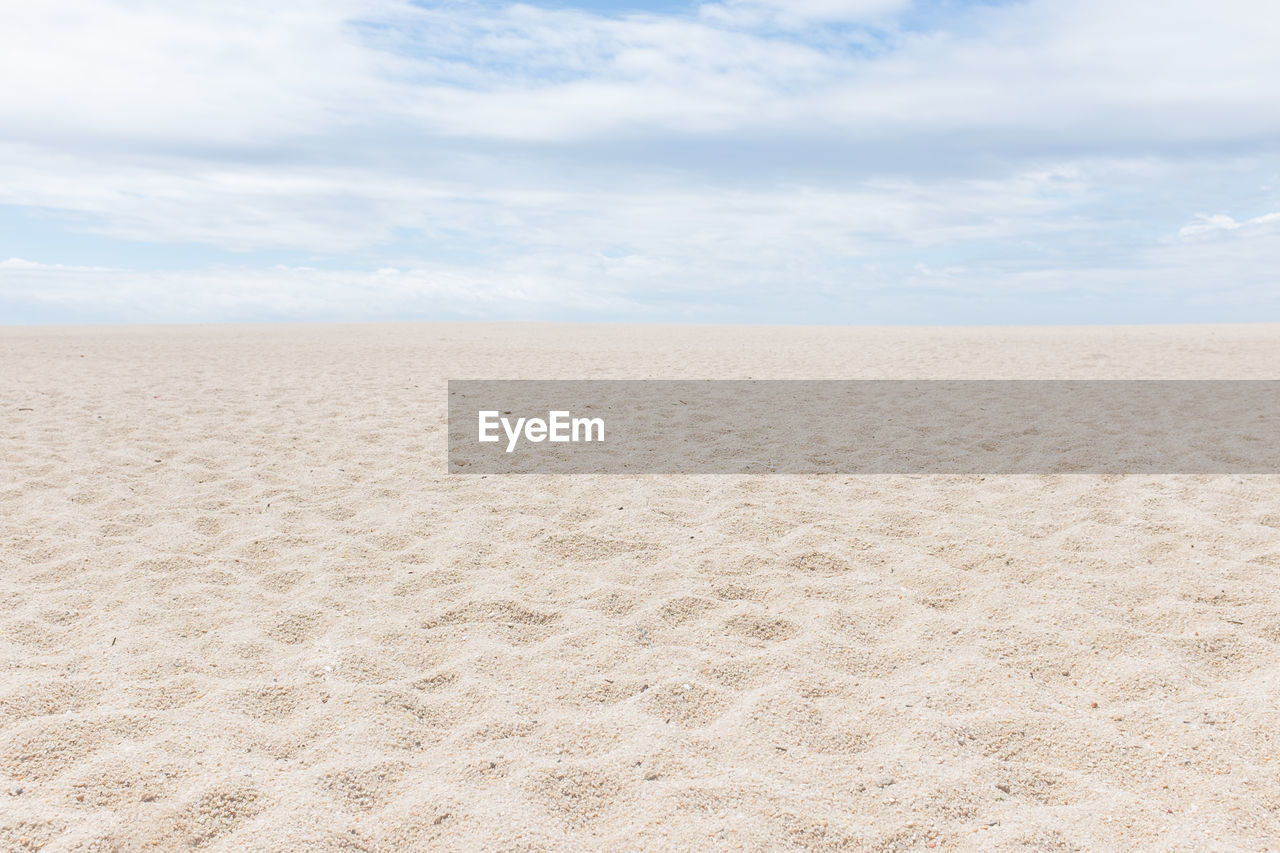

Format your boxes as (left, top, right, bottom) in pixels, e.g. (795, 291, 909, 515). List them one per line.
(2, 0, 1278, 323)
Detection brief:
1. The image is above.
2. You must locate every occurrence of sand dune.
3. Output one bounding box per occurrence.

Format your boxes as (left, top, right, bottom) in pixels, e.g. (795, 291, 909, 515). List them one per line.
(2, 324, 1279, 851)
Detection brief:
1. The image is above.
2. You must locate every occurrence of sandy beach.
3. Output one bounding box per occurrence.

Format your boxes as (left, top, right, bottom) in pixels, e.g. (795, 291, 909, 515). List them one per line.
(2, 323, 1279, 851)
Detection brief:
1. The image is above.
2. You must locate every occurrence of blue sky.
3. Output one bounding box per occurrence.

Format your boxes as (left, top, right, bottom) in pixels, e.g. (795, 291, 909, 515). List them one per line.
(1, 0, 1278, 324)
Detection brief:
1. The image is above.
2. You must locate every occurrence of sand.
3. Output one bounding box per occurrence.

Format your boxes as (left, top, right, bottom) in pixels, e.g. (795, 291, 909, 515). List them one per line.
(2, 323, 1279, 851)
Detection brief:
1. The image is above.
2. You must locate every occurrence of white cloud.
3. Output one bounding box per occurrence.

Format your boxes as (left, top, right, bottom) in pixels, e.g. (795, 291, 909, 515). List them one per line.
(6, 197, 1278, 322)
(1, 258, 116, 272)
(397, 0, 1280, 144)
(0, 135, 1101, 260)
(6, 0, 1278, 148)
(1178, 212, 1280, 240)
(0, 1, 395, 148)
(1, 0, 1278, 322)
(698, 0, 910, 28)
(0, 259, 655, 322)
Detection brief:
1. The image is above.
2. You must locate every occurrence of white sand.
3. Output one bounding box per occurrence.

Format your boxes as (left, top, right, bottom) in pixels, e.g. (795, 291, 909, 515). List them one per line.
(2, 323, 1279, 851)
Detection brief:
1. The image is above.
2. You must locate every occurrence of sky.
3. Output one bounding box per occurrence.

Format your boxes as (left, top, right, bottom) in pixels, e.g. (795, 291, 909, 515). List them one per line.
(1, 0, 1278, 324)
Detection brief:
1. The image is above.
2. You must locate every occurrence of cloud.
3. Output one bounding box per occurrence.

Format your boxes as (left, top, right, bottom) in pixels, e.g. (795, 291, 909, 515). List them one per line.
(1, 0, 1278, 323)
(370, 0, 1280, 147)
(0, 258, 660, 322)
(0, 258, 117, 272)
(698, 0, 910, 28)
(7, 197, 1278, 324)
(1178, 212, 1280, 240)
(8, 0, 1278, 150)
